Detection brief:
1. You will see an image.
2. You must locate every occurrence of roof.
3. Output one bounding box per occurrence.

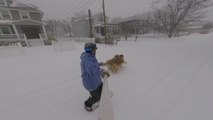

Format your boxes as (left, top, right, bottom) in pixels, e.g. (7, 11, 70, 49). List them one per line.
(0, 19, 46, 25)
(94, 23, 119, 27)
(2, 0, 43, 12)
(119, 15, 144, 23)
(72, 12, 108, 21)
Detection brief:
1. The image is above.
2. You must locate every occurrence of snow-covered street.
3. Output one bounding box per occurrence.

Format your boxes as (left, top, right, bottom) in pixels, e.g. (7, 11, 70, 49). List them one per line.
(0, 33, 213, 120)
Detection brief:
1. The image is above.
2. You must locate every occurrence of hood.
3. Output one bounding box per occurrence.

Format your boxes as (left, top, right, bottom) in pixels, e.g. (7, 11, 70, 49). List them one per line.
(80, 52, 94, 60)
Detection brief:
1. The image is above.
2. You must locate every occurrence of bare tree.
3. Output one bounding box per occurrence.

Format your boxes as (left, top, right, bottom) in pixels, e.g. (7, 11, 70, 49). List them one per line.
(60, 20, 72, 38)
(152, 0, 213, 38)
(44, 20, 58, 40)
(44, 19, 73, 40)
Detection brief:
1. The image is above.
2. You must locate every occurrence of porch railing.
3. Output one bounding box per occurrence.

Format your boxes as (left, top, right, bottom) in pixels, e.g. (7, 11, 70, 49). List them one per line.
(0, 34, 48, 47)
(0, 34, 26, 40)
(0, 34, 28, 46)
(39, 33, 47, 39)
(39, 33, 47, 44)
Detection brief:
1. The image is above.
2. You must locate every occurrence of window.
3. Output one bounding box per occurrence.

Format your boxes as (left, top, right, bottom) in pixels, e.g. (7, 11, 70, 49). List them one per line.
(20, 11, 29, 19)
(0, 26, 12, 34)
(0, 10, 11, 19)
(0, 0, 6, 6)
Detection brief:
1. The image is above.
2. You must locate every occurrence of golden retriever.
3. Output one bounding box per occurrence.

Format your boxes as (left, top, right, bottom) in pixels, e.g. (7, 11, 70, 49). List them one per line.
(103, 54, 126, 73)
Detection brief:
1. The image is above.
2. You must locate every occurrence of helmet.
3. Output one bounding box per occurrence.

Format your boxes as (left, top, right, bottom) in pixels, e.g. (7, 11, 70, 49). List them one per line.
(84, 42, 97, 52)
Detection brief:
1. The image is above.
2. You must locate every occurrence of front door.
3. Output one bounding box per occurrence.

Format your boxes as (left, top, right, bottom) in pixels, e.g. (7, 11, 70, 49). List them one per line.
(22, 26, 41, 39)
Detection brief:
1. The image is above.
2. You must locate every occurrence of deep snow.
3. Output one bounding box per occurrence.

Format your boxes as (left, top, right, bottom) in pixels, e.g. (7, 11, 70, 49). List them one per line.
(0, 33, 213, 120)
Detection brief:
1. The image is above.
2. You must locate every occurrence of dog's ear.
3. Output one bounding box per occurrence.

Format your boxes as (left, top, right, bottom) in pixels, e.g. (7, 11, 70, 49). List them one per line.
(115, 55, 120, 59)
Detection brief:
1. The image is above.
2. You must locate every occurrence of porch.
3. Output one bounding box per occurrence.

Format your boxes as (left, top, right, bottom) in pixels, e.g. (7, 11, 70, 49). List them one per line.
(0, 33, 47, 47)
(0, 19, 48, 47)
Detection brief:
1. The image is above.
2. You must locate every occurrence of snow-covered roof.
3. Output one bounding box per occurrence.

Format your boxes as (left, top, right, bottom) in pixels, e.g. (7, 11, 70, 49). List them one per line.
(120, 15, 144, 23)
(0, 19, 45, 25)
(0, 20, 16, 25)
(9, 0, 41, 12)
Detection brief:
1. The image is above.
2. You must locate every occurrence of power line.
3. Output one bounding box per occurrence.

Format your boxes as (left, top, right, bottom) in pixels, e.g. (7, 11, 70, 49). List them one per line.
(95, 0, 103, 13)
(77, 0, 104, 17)
(63, 0, 89, 16)
(63, 0, 91, 18)
(63, 0, 97, 19)
(77, 0, 98, 14)
(62, 0, 84, 15)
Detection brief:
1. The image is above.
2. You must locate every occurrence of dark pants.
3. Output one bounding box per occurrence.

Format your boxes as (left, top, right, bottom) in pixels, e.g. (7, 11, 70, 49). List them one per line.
(84, 83, 103, 107)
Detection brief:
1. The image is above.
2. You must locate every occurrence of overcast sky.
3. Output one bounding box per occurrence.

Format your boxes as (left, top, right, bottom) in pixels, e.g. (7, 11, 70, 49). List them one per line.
(18, 0, 213, 21)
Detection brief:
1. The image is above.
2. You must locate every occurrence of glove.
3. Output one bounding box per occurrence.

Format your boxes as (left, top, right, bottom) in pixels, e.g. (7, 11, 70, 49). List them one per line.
(100, 69, 110, 78)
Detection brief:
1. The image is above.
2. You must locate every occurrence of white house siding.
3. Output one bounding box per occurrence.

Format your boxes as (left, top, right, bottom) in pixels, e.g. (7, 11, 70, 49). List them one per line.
(10, 10, 21, 20)
(29, 12, 42, 21)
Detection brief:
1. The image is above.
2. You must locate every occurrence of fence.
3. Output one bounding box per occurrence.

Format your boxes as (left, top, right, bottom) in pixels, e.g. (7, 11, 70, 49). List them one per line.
(0, 34, 28, 46)
(74, 37, 95, 43)
(0, 37, 76, 57)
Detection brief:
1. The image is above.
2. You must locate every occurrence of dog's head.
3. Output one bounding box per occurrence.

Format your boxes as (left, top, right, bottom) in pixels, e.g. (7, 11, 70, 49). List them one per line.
(119, 54, 124, 61)
(104, 54, 126, 65)
(114, 54, 126, 64)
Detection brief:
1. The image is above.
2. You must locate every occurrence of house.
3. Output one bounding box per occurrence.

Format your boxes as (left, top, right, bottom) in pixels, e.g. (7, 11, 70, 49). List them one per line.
(71, 12, 120, 43)
(71, 12, 110, 38)
(118, 15, 150, 38)
(71, 12, 120, 37)
(0, 0, 47, 46)
(93, 13, 120, 38)
(177, 20, 213, 35)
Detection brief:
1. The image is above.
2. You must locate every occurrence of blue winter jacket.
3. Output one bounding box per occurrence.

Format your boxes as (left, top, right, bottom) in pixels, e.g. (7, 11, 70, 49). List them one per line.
(80, 52, 103, 92)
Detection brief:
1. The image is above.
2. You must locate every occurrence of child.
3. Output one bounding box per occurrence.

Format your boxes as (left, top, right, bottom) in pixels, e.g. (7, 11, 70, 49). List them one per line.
(80, 42, 110, 111)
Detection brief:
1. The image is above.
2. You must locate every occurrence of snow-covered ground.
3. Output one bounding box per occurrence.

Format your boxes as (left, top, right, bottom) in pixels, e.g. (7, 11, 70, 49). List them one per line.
(0, 33, 213, 120)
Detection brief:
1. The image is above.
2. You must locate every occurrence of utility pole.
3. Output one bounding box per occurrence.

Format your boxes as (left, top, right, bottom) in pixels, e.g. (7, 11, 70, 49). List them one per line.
(102, 0, 107, 43)
(88, 9, 93, 38)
